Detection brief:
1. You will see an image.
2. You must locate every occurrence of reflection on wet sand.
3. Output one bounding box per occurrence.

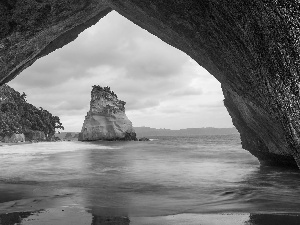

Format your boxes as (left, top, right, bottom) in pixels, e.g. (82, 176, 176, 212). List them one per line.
(1, 210, 300, 225)
(131, 213, 300, 225)
(248, 214, 300, 225)
(91, 215, 130, 225)
(0, 211, 36, 225)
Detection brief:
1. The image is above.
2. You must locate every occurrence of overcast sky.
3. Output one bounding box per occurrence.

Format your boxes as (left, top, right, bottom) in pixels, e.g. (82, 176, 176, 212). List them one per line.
(9, 11, 233, 132)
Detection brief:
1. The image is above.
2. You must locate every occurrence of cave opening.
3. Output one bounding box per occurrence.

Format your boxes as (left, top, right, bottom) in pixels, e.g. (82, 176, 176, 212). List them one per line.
(2, 0, 300, 169)
(8, 11, 233, 134)
(2, 2, 300, 222)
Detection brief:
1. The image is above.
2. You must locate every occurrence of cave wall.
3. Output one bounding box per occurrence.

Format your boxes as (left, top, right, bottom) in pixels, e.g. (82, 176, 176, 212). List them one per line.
(0, 0, 111, 84)
(1, 0, 300, 167)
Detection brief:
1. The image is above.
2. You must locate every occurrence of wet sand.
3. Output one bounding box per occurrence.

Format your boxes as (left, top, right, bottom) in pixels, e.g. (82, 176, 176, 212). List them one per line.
(1, 209, 300, 225)
(0, 183, 299, 225)
(1, 139, 300, 224)
(1, 198, 300, 225)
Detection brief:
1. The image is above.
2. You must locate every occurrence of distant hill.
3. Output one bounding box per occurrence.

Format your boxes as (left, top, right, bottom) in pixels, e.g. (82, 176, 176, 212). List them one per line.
(55, 132, 79, 140)
(134, 127, 239, 137)
(58, 127, 239, 140)
(0, 84, 63, 140)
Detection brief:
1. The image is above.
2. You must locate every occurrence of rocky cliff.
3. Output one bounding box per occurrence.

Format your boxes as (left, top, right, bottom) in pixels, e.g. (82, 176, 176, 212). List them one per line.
(78, 86, 136, 141)
(2, 1, 300, 167)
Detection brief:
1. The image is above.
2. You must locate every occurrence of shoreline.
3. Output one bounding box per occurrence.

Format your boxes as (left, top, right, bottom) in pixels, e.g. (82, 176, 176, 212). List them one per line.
(0, 136, 299, 224)
(1, 205, 300, 225)
(0, 140, 66, 147)
(0, 141, 32, 146)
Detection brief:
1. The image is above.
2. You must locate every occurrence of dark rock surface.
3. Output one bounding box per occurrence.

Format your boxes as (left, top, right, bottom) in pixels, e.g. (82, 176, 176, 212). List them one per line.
(139, 137, 150, 141)
(1, 1, 300, 167)
(0, 0, 111, 84)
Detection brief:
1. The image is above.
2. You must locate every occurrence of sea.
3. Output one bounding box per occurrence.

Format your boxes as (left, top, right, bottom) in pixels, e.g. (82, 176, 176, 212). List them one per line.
(1, 134, 300, 224)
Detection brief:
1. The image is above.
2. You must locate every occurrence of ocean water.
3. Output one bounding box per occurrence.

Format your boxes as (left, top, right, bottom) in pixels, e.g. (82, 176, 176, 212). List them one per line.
(1, 135, 300, 223)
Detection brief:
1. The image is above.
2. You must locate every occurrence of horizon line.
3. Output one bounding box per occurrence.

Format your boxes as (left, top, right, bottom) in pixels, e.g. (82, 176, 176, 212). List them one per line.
(58, 126, 237, 133)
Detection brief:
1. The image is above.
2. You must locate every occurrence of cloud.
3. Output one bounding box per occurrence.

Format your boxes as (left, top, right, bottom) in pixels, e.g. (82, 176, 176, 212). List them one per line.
(126, 99, 160, 110)
(169, 88, 203, 96)
(197, 101, 225, 109)
(8, 11, 233, 131)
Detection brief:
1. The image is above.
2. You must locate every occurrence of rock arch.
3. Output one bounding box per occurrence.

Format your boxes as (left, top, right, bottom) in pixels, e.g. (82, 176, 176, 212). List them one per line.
(1, 1, 300, 167)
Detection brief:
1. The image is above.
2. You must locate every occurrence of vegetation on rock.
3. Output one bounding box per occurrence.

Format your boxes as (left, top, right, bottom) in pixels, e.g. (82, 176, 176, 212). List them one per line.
(0, 84, 64, 140)
(92, 85, 118, 98)
(91, 85, 126, 113)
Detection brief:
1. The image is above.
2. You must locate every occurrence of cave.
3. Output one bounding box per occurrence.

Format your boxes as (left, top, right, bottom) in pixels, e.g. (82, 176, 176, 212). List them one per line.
(1, 1, 300, 168)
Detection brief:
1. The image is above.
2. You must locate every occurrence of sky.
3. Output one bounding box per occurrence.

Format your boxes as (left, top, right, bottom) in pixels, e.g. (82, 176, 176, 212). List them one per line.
(9, 11, 233, 132)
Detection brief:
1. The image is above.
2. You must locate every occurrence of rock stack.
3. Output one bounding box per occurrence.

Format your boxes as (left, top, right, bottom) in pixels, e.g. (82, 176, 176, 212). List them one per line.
(78, 86, 137, 141)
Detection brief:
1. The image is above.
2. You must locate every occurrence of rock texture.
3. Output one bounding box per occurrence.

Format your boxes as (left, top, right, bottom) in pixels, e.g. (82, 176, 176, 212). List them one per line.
(24, 130, 46, 142)
(78, 86, 136, 141)
(2, 133, 25, 143)
(2, 1, 300, 167)
(0, 131, 46, 143)
(0, 0, 111, 84)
